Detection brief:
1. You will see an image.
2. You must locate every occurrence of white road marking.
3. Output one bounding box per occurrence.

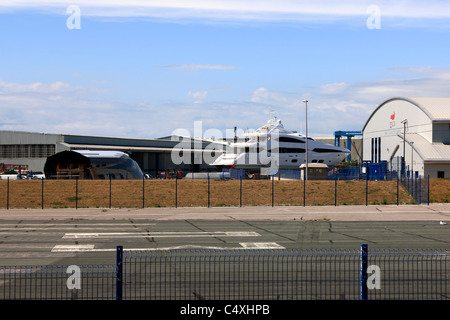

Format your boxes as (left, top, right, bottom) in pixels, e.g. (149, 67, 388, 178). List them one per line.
(62, 231, 261, 239)
(51, 245, 96, 252)
(239, 242, 285, 249)
(51, 242, 285, 252)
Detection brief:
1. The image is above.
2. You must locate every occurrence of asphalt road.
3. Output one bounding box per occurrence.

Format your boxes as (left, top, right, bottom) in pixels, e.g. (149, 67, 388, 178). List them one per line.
(0, 204, 449, 266)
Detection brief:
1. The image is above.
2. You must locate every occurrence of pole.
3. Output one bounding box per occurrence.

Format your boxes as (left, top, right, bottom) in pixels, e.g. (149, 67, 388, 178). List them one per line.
(42, 177, 44, 210)
(7, 177, 9, 210)
(334, 177, 337, 206)
(116, 245, 123, 301)
(360, 244, 368, 300)
(401, 119, 407, 178)
(240, 175, 242, 207)
(175, 175, 178, 208)
(75, 178, 78, 210)
(303, 100, 309, 181)
(142, 176, 145, 209)
(396, 173, 399, 206)
(365, 171, 368, 206)
(271, 175, 274, 207)
(109, 176, 112, 209)
(208, 172, 210, 208)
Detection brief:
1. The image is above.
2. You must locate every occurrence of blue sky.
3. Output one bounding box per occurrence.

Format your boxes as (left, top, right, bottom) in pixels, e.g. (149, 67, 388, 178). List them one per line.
(1, 1, 450, 139)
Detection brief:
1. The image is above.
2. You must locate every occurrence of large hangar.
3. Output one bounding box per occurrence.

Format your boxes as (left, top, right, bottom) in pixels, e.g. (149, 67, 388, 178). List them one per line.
(362, 97, 450, 178)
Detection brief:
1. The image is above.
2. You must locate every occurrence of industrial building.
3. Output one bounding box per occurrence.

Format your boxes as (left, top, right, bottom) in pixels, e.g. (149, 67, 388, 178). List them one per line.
(362, 97, 450, 179)
(0, 129, 363, 179)
(0, 131, 223, 177)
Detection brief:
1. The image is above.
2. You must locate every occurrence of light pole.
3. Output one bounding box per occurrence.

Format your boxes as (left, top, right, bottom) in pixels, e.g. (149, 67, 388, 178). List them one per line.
(303, 99, 308, 181)
(401, 119, 408, 177)
(411, 141, 414, 178)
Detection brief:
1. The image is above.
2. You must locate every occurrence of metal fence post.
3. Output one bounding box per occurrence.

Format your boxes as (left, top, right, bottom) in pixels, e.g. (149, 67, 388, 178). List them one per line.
(240, 176, 242, 207)
(109, 176, 112, 209)
(427, 175, 430, 205)
(6, 177, 9, 210)
(75, 178, 78, 210)
(142, 176, 145, 209)
(360, 244, 368, 300)
(42, 177, 44, 210)
(303, 178, 306, 207)
(334, 177, 337, 206)
(419, 176, 422, 204)
(175, 175, 178, 208)
(116, 245, 123, 301)
(208, 173, 210, 208)
(271, 175, 274, 207)
(397, 173, 399, 206)
(365, 173, 368, 206)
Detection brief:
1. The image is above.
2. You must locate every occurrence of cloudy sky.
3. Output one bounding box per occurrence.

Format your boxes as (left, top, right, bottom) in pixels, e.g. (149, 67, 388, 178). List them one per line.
(1, 0, 449, 139)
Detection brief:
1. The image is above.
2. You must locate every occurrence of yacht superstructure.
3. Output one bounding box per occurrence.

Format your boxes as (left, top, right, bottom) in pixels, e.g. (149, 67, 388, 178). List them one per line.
(211, 115, 350, 171)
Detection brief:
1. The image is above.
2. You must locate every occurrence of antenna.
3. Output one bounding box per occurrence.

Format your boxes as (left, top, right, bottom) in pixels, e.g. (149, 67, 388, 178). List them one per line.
(268, 107, 276, 120)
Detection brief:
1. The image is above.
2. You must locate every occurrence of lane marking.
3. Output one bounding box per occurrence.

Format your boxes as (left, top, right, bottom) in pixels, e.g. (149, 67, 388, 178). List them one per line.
(51, 242, 285, 252)
(239, 242, 285, 249)
(51, 245, 96, 252)
(62, 231, 261, 239)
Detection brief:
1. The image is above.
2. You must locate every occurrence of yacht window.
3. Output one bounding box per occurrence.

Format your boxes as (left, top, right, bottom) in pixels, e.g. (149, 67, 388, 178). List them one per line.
(312, 160, 317, 163)
(313, 148, 342, 153)
(318, 160, 324, 163)
(272, 148, 305, 153)
(278, 137, 305, 143)
(291, 159, 298, 163)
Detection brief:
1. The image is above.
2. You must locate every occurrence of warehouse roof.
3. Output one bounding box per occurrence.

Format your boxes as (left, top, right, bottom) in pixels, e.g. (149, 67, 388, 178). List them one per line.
(408, 97, 450, 121)
(403, 133, 450, 163)
(363, 97, 450, 132)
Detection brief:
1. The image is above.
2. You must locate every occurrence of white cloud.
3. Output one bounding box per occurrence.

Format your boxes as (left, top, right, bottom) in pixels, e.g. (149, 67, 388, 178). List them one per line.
(1, 67, 449, 139)
(188, 90, 208, 103)
(251, 88, 295, 105)
(2, 1, 450, 25)
(246, 67, 450, 136)
(0, 80, 72, 94)
(320, 82, 349, 95)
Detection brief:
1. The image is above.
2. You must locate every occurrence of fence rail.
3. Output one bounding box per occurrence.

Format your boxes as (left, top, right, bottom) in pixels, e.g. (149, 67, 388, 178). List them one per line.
(1, 245, 448, 300)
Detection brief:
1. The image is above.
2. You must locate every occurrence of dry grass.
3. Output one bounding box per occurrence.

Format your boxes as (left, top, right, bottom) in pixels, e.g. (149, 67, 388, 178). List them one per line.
(1, 177, 445, 209)
(429, 178, 450, 203)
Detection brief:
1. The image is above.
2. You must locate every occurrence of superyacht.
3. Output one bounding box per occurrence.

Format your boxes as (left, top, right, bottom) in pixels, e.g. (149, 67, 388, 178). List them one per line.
(211, 115, 350, 171)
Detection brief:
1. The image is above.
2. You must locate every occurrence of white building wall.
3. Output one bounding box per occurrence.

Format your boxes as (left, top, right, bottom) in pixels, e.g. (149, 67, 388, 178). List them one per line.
(363, 99, 432, 176)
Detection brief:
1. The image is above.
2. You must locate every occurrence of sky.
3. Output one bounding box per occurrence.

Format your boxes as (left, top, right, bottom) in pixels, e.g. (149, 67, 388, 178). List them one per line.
(1, 0, 450, 140)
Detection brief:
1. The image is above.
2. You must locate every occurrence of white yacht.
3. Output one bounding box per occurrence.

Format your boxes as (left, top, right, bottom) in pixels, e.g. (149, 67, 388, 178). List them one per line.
(211, 115, 350, 171)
